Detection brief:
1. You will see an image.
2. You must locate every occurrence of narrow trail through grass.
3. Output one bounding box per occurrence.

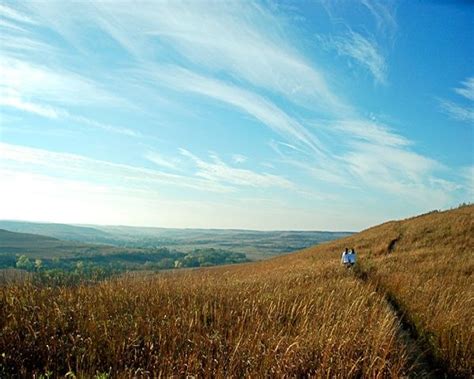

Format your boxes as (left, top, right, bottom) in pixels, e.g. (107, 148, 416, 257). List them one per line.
(353, 263, 448, 379)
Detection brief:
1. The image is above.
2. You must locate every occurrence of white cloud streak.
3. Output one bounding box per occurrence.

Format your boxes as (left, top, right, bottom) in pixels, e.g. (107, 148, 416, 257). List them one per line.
(341, 142, 451, 207)
(460, 166, 474, 198)
(145, 151, 178, 170)
(331, 120, 409, 147)
(232, 154, 247, 164)
(0, 95, 140, 137)
(439, 100, 474, 123)
(180, 148, 293, 190)
(360, 0, 397, 37)
(439, 76, 474, 124)
(0, 57, 123, 107)
(0, 96, 62, 119)
(347, 139, 447, 205)
(319, 32, 387, 84)
(0, 3, 37, 25)
(454, 76, 474, 101)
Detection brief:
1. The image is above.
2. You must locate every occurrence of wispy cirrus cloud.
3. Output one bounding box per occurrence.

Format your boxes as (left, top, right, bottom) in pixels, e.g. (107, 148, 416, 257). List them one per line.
(460, 166, 474, 198)
(317, 0, 396, 85)
(454, 76, 474, 101)
(0, 55, 139, 136)
(0, 10, 140, 137)
(0, 3, 37, 25)
(0, 57, 123, 108)
(330, 120, 409, 147)
(0, 142, 230, 193)
(19, 0, 346, 113)
(336, 138, 452, 208)
(439, 76, 474, 124)
(318, 31, 387, 84)
(0, 96, 62, 119)
(2, 1, 346, 150)
(439, 100, 474, 123)
(180, 148, 293, 190)
(0, 95, 140, 137)
(145, 151, 179, 170)
(0, 142, 294, 194)
(334, 119, 454, 207)
(360, 0, 397, 37)
(275, 118, 454, 206)
(232, 154, 247, 164)
(320, 0, 397, 37)
(0, 34, 58, 57)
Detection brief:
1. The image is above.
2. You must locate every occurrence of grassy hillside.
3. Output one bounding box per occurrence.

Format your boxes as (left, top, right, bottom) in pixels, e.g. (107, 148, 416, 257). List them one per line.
(284, 204, 474, 376)
(0, 206, 472, 377)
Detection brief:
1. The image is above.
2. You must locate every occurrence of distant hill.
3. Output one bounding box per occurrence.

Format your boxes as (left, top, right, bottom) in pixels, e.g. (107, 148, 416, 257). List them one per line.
(0, 221, 115, 243)
(0, 228, 84, 256)
(0, 228, 59, 245)
(0, 228, 97, 269)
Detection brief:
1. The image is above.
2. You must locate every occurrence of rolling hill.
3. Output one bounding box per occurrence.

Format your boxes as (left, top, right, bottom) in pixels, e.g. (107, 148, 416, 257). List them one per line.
(0, 205, 472, 377)
(0, 228, 60, 247)
(0, 228, 125, 265)
(0, 221, 115, 243)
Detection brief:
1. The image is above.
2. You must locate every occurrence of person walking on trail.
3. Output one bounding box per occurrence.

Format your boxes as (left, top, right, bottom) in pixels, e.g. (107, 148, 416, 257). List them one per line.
(341, 247, 350, 267)
(348, 248, 357, 267)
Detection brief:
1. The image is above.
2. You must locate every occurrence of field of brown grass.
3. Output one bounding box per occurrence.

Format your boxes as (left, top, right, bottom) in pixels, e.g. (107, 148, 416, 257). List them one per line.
(1, 205, 472, 377)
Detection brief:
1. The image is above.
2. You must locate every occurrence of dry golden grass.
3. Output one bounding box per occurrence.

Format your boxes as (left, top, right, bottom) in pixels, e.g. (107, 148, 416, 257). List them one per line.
(348, 205, 474, 377)
(1, 205, 472, 377)
(1, 256, 409, 377)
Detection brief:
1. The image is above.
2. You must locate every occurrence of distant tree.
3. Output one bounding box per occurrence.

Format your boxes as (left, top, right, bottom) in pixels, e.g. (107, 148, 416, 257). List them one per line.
(16, 255, 33, 271)
(75, 261, 84, 275)
(182, 255, 199, 267)
(157, 258, 174, 269)
(34, 259, 43, 271)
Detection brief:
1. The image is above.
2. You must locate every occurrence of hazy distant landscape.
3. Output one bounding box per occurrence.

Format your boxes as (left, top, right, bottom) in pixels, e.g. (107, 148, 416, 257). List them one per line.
(0, 220, 352, 260)
(0, 221, 351, 284)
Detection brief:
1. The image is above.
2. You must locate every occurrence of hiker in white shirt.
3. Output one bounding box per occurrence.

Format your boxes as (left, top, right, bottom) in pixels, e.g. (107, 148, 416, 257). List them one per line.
(341, 248, 350, 266)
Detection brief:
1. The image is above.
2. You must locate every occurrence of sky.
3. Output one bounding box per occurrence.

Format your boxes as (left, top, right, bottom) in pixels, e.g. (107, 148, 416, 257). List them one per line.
(0, 0, 473, 231)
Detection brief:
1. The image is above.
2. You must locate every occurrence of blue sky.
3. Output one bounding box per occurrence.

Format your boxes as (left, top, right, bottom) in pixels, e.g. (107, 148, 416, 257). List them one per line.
(0, 0, 472, 231)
